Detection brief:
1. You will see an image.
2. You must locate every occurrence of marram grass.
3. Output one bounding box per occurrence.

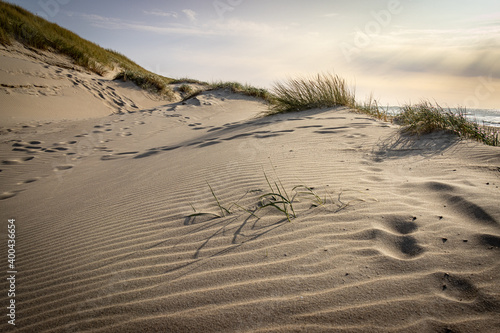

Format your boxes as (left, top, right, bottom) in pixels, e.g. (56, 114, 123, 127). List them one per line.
(395, 101, 499, 146)
(267, 72, 498, 146)
(269, 72, 356, 114)
(209, 81, 274, 103)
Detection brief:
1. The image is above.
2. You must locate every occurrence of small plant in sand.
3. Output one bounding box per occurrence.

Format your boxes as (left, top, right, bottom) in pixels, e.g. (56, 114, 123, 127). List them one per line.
(188, 183, 259, 220)
(259, 172, 297, 222)
(354, 93, 392, 122)
(187, 167, 370, 223)
(259, 171, 330, 222)
(188, 182, 232, 219)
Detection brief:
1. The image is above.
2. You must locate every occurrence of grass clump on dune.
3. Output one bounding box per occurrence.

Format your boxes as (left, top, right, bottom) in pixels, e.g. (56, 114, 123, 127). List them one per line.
(354, 93, 391, 122)
(113, 69, 175, 98)
(395, 101, 499, 146)
(269, 72, 356, 114)
(210, 81, 275, 103)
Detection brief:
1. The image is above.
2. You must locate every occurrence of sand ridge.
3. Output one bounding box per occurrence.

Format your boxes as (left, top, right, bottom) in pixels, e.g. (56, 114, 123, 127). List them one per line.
(1, 50, 500, 332)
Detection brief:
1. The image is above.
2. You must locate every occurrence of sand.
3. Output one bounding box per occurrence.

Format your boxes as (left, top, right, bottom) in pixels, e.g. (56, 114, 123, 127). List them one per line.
(1, 44, 500, 332)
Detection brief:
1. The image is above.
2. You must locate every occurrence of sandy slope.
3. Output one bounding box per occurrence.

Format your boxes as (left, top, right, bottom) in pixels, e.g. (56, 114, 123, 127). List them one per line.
(1, 49, 500, 332)
(0, 42, 165, 127)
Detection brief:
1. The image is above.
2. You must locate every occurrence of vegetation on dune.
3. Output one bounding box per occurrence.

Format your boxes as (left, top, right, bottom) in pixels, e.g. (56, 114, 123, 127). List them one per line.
(269, 72, 356, 114)
(113, 70, 175, 98)
(209, 81, 275, 103)
(395, 102, 499, 146)
(268, 71, 498, 146)
(0, 1, 175, 97)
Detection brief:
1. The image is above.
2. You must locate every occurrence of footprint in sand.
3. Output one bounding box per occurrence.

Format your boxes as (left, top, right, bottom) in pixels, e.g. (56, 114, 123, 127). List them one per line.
(197, 141, 221, 148)
(53, 165, 73, 171)
(379, 215, 419, 235)
(101, 151, 138, 161)
(433, 272, 479, 302)
(426, 181, 498, 226)
(368, 215, 424, 259)
(297, 125, 324, 129)
(21, 178, 39, 184)
(133, 150, 160, 159)
(0, 192, 16, 200)
(477, 234, 500, 249)
(2, 157, 34, 165)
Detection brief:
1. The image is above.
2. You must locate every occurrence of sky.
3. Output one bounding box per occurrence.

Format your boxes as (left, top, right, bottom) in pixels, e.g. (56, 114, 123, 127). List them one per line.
(6, 0, 500, 108)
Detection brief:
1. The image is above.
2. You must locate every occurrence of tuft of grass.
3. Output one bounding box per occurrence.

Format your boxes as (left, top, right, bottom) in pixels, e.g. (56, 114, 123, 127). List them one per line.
(187, 169, 361, 223)
(260, 171, 297, 222)
(269, 72, 356, 114)
(207, 182, 231, 218)
(179, 84, 195, 94)
(209, 81, 275, 103)
(395, 101, 499, 146)
(188, 182, 259, 220)
(354, 93, 391, 122)
(172, 78, 208, 85)
(113, 70, 174, 98)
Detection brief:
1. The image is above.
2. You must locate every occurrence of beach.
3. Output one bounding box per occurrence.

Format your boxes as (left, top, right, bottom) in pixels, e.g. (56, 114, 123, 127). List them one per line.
(1, 43, 500, 333)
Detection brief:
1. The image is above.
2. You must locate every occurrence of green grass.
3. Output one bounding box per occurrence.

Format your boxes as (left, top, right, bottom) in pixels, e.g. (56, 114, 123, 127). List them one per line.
(187, 172, 331, 223)
(395, 101, 499, 146)
(259, 171, 297, 222)
(0, 1, 175, 97)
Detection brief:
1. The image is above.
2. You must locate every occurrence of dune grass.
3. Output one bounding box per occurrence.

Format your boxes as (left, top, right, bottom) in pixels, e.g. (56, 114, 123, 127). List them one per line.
(113, 70, 175, 98)
(209, 81, 275, 103)
(268, 72, 498, 146)
(395, 102, 499, 146)
(0, 1, 175, 97)
(269, 72, 356, 114)
(354, 93, 392, 122)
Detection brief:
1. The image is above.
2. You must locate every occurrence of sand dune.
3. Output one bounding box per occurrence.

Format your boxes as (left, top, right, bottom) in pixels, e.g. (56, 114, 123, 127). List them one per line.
(1, 47, 500, 332)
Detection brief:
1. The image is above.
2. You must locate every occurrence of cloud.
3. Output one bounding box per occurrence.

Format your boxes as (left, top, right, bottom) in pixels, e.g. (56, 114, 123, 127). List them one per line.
(143, 10, 178, 18)
(182, 9, 197, 22)
(79, 12, 292, 39)
(351, 26, 500, 79)
(322, 13, 339, 18)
